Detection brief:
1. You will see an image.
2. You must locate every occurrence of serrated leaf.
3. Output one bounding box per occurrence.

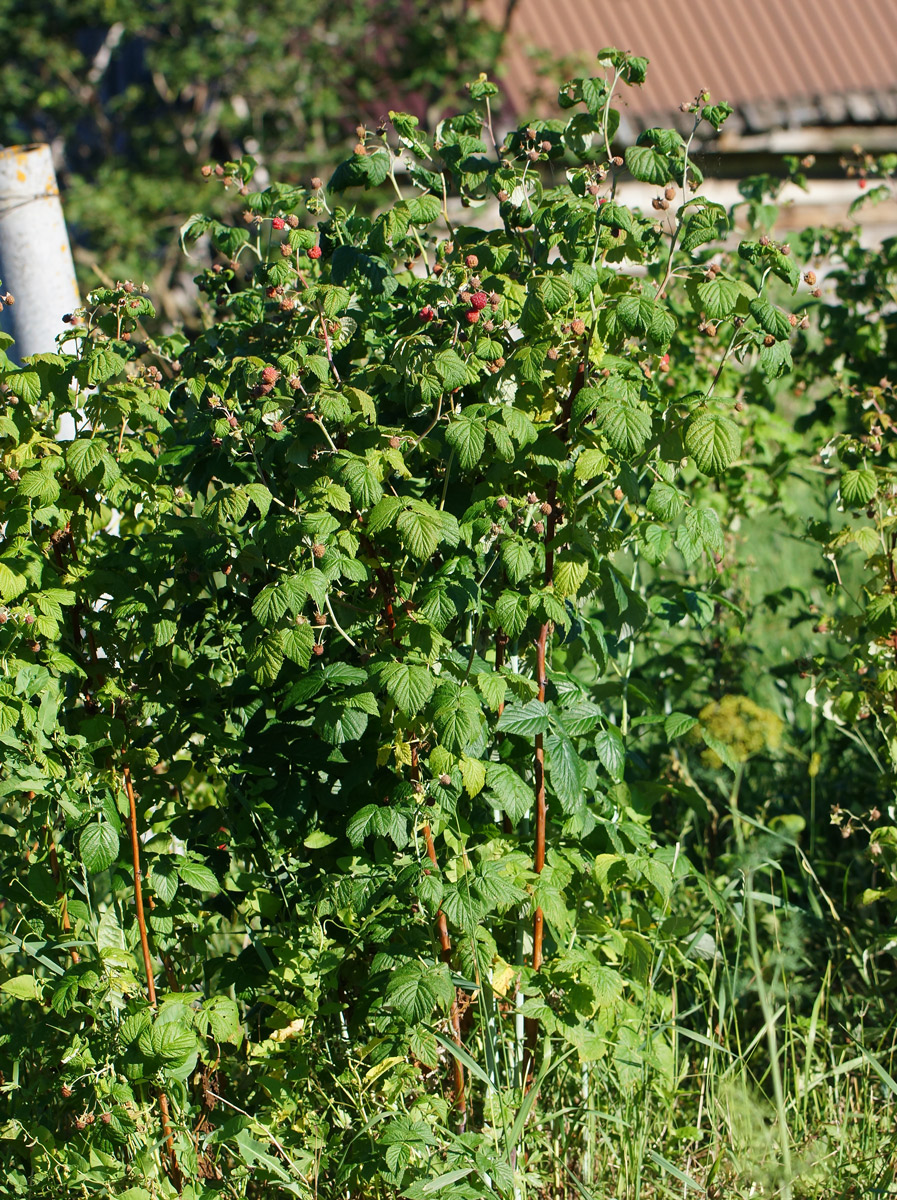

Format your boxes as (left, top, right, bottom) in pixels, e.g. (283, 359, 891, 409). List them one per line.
(476, 672, 507, 711)
(397, 505, 443, 559)
(66, 438, 105, 482)
(79, 822, 119, 874)
(696, 275, 742, 320)
(460, 755, 486, 797)
(840, 468, 877, 506)
(664, 712, 698, 739)
(387, 962, 453, 1023)
(485, 762, 533, 822)
(337, 454, 382, 508)
(749, 297, 792, 340)
(554, 555, 589, 598)
(646, 480, 683, 521)
(381, 661, 435, 716)
(594, 399, 652, 455)
(496, 699, 549, 737)
(501, 539, 534, 584)
(177, 860, 220, 892)
(445, 415, 487, 469)
(624, 144, 670, 185)
(595, 725, 625, 781)
(686, 413, 741, 475)
(495, 590, 530, 637)
(545, 731, 585, 811)
(574, 447, 608, 480)
(249, 634, 284, 683)
(252, 582, 289, 626)
(538, 273, 573, 312)
(281, 623, 315, 668)
(684, 506, 723, 556)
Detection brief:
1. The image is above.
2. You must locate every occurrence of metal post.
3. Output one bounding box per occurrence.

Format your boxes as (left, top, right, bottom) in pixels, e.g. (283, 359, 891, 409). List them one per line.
(0, 144, 80, 361)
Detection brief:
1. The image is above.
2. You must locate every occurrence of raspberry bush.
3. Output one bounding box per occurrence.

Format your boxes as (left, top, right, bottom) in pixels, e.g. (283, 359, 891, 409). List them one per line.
(1, 49, 880, 1200)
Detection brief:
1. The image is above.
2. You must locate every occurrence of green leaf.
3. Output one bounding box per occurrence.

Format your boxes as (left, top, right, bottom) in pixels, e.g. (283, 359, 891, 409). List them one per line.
(538, 273, 573, 312)
(249, 633, 284, 683)
(664, 712, 698, 739)
(397, 504, 443, 559)
(485, 762, 533, 822)
(841, 468, 877, 506)
(616, 293, 656, 335)
(684, 506, 723, 556)
(381, 661, 435, 716)
(624, 144, 670, 185)
(749, 297, 792, 340)
(646, 481, 683, 521)
(252, 582, 289, 625)
(501, 539, 534, 584)
(594, 399, 652, 455)
(337, 454, 383, 508)
(554, 555, 589, 598)
(79, 822, 119, 874)
(177, 859, 220, 893)
(595, 725, 625, 781)
(387, 962, 453, 1023)
(495, 590, 530, 637)
(496, 699, 549, 737)
(445, 415, 487, 469)
(281, 623, 315, 668)
(66, 438, 105, 482)
(696, 275, 742, 320)
(545, 732, 585, 810)
(1, 974, 42, 1001)
(433, 686, 482, 752)
(433, 348, 470, 389)
(686, 413, 741, 475)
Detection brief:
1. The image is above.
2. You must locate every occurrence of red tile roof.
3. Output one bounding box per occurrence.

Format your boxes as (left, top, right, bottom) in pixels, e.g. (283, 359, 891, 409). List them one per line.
(482, 0, 897, 133)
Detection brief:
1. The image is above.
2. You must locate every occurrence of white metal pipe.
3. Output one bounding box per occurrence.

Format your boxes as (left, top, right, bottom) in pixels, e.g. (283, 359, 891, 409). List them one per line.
(0, 144, 80, 361)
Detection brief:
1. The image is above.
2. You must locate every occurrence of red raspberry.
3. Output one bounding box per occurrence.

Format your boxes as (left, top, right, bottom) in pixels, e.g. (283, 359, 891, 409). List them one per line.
(470, 291, 488, 311)
(420, 305, 435, 322)
(308, 245, 322, 259)
(272, 217, 286, 230)
(465, 309, 480, 324)
(465, 254, 478, 269)
(312, 643, 324, 656)
(261, 366, 280, 384)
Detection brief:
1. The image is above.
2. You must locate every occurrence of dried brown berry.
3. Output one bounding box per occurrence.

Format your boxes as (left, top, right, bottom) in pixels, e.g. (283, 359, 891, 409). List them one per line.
(313, 612, 327, 626)
(804, 270, 817, 286)
(533, 520, 545, 534)
(497, 496, 509, 509)
(571, 318, 586, 336)
(490, 522, 503, 536)
(439, 773, 452, 787)
(763, 334, 776, 346)
(494, 356, 505, 368)
(312, 543, 326, 559)
(527, 492, 538, 504)
(664, 185, 677, 200)
(540, 502, 552, 515)
(312, 642, 324, 656)
(547, 347, 558, 360)
(613, 486, 624, 502)
(465, 254, 478, 269)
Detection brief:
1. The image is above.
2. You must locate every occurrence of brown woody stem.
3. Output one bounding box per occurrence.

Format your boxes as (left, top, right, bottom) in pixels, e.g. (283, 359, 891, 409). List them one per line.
(525, 361, 586, 1079)
(412, 745, 466, 1117)
(124, 766, 183, 1192)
